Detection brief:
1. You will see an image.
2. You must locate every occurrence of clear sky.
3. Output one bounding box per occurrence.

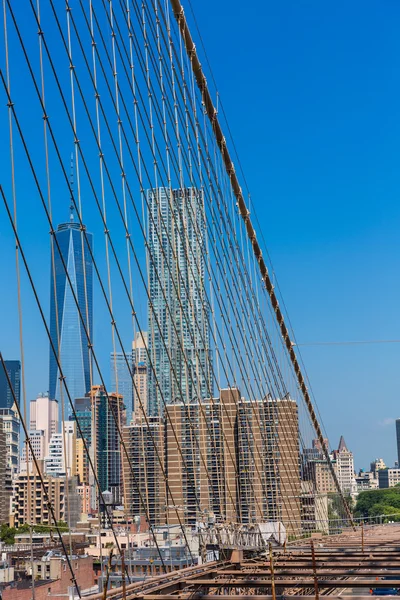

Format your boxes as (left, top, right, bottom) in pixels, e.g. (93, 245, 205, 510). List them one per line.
(1, 0, 400, 469)
(190, 0, 400, 469)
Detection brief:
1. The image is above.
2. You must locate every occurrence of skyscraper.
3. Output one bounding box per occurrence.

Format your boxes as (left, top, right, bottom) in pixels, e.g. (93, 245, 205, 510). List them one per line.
(110, 351, 134, 423)
(396, 420, 400, 467)
(110, 332, 148, 424)
(0, 360, 21, 409)
(122, 416, 165, 524)
(90, 385, 125, 502)
(45, 421, 77, 477)
(147, 188, 212, 415)
(71, 395, 92, 484)
(133, 331, 148, 421)
(49, 209, 93, 416)
(29, 393, 59, 455)
(332, 436, 355, 494)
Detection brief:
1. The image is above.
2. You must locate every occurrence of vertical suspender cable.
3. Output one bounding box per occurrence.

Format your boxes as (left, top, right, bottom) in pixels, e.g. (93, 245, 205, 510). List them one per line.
(169, 0, 354, 529)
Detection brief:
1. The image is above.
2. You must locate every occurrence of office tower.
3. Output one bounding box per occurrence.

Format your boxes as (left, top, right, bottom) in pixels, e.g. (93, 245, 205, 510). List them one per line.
(332, 436, 355, 494)
(110, 333, 149, 423)
(396, 420, 400, 468)
(147, 188, 212, 416)
(71, 395, 91, 484)
(45, 421, 77, 477)
(0, 359, 21, 409)
(133, 331, 148, 421)
(90, 385, 125, 502)
(110, 351, 134, 424)
(72, 395, 92, 439)
(29, 393, 59, 456)
(49, 209, 93, 417)
(122, 416, 165, 524)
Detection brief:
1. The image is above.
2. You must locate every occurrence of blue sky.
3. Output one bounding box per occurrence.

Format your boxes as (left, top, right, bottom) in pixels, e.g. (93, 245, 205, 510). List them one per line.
(1, 0, 400, 468)
(191, 0, 400, 468)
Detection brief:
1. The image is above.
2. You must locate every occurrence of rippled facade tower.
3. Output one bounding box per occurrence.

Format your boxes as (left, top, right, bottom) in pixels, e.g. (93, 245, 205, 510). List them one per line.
(49, 210, 93, 417)
(147, 187, 212, 416)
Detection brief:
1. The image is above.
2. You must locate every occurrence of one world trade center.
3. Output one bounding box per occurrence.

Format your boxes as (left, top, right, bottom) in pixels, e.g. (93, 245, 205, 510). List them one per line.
(49, 206, 93, 417)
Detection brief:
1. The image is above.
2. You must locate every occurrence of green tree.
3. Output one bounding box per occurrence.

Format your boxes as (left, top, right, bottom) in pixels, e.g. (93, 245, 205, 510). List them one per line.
(355, 488, 400, 518)
(0, 524, 16, 545)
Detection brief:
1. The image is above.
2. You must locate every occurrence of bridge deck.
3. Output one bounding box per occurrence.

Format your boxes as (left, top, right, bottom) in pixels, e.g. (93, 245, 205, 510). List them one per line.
(90, 524, 400, 600)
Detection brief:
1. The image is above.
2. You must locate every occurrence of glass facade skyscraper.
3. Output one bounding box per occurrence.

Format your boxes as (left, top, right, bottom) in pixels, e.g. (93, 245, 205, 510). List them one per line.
(110, 332, 149, 423)
(110, 351, 134, 424)
(0, 360, 21, 409)
(147, 188, 212, 416)
(49, 213, 93, 418)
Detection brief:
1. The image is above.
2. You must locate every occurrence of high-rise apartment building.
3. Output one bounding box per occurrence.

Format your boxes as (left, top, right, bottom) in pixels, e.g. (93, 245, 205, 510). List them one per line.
(29, 393, 59, 456)
(133, 331, 148, 421)
(0, 425, 9, 523)
(90, 385, 125, 502)
(122, 416, 165, 524)
(237, 396, 301, 533)
(165, 397, 229, 525)
(147, 188, 212, 415)
(21, 430, 46, 466)
(276, 397, 302, 533)
(0, 406, 20, 477)
(14, 469, 65, 528)
(0, 360, 21, 409)
(45, 421, 77, 477)
(165, 390, 301, 532)
(49, 211, 93, 417)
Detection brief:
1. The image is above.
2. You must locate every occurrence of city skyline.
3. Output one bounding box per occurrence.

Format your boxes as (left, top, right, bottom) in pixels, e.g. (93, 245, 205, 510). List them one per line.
(1, 1, 399, 595)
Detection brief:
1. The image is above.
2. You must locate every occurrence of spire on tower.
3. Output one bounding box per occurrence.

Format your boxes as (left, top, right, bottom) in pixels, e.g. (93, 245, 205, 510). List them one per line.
(70, 152, 74, 222)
